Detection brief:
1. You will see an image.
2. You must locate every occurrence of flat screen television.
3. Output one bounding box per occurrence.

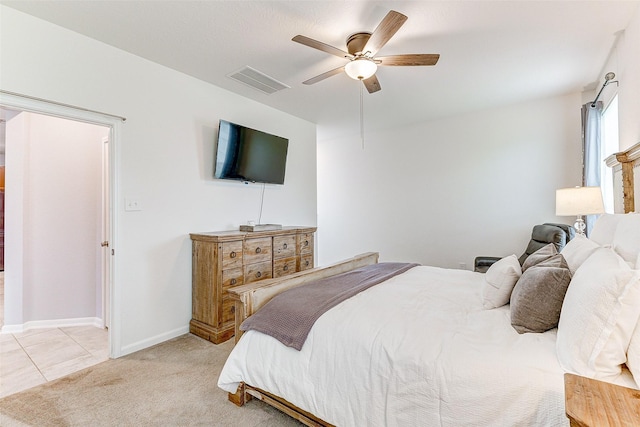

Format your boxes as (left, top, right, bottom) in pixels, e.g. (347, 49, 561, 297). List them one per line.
(214, 120, 289, 185)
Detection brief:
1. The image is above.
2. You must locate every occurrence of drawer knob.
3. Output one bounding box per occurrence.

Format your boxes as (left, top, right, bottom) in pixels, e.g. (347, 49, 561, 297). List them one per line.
(231, 305, 235, 314)
(256, 271, 262, 278)
(304, 240, 309, 247)
(305, 260, 310, 266)
(256, 247, 262, 254)
(230, 278, 237, 286)
(283, 265, 289, 271)
(230, 251, 237, 258)
(283, 243, 288, 249)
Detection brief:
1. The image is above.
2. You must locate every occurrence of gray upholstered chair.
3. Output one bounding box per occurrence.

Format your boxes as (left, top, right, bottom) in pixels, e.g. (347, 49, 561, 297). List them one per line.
(474, 223, 575, 273)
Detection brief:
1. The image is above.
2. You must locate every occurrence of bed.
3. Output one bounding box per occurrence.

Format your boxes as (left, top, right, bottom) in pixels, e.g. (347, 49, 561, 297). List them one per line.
(218, 147, 640, 426)
(220, 259, 565, 425)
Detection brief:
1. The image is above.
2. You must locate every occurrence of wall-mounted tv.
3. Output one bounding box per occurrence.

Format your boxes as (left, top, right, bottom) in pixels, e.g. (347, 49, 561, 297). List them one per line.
(214, 120, 289, 185)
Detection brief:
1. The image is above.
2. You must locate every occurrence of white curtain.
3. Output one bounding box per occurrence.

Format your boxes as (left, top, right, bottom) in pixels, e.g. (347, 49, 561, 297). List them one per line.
(581, 101, 603, 235)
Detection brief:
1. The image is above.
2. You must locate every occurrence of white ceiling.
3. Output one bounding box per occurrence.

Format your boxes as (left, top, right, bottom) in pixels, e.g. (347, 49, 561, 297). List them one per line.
(3, 1, 639, 138)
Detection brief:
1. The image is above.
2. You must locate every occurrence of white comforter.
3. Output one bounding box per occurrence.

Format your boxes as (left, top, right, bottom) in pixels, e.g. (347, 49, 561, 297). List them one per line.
(218, 266, 568, 426)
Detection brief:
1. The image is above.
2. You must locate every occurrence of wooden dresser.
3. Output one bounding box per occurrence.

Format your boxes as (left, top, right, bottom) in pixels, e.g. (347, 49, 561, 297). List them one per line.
(190, 226, 316, 344)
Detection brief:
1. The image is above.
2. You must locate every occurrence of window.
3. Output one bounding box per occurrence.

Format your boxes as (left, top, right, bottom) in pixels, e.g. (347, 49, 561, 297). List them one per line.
(601, 95, 619, 213)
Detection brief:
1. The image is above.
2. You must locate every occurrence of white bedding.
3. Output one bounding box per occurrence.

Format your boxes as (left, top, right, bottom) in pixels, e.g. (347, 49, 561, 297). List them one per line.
(218, 266, 569, 426)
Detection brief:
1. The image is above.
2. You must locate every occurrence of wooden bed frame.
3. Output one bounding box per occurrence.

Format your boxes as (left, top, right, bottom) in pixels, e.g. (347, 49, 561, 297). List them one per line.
(228, 382, 334, 427)
(222, 145, 639, 426)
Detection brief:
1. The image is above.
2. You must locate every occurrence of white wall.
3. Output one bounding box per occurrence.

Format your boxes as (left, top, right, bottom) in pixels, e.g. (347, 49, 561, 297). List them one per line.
(0, 6, 317, 355)
(318, 93, 582, 268)
(618, 6, 640, 150)
(317, 6, 640, 268)
(597, 4, 640, 151)
(4, 112, 107, 324)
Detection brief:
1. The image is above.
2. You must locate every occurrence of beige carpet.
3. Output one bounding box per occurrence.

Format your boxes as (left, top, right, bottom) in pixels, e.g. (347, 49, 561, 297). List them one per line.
(0, 334, 302, 426)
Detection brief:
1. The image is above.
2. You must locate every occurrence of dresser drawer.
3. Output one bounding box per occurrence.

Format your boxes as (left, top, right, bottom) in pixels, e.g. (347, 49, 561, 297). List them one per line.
(221, 241, 243, 269)
(244, 261, 273, 283)
(273, 235, 296, 259)
(244, 237, 272, 264)
(274, 257, 297, 278)
(298, 233, 314, 255)
(221, 296, 236, 324)
(222, 268, 244, 291)
(299, 254, 314, 271)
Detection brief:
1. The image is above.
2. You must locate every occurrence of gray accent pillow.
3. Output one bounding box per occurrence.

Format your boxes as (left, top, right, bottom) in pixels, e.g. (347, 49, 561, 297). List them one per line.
(521, 243, 558, 272)
(510, 254, 572, 334)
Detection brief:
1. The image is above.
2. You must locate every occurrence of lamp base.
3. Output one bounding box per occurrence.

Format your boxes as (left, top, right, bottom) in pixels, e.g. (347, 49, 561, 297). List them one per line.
(574, 216, 586, 236)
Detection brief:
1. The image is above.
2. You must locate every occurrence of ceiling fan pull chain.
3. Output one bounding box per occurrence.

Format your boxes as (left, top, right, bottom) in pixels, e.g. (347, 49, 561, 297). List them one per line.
(360, 82, 365, 149)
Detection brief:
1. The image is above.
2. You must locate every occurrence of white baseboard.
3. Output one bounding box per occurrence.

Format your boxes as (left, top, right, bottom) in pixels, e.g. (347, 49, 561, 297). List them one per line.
(2, 320, 190, 359)
(118, 325, 190, 357)
(1, 317, 103, 334)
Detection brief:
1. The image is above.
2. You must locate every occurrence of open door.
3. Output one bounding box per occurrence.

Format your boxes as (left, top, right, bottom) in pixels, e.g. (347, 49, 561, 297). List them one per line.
(101, 136, 110, 329)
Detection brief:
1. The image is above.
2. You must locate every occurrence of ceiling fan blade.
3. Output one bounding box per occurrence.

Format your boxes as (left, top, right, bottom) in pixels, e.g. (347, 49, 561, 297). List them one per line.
(302, 66, 345, 85)
(363, 75, 381, 94)
(363, 10, 408, 56)
(377, 54, 440, 66)
(292, 35, 352, 59)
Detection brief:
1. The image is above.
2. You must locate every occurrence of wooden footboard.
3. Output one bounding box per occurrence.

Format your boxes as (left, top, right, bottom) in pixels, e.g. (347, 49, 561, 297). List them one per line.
(225, 253, 379, 426)
(229, 382, 334, 427)
(227, 252, 379, 344)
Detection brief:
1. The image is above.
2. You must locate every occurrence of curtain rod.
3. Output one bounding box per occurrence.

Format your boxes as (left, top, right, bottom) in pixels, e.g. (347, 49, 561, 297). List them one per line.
(590, 72, 618, 108)
(0, 89, 127, 122)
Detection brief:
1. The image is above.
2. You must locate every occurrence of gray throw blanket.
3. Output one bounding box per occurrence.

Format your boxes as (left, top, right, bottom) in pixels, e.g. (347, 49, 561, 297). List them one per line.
(240, 262, 419, 350)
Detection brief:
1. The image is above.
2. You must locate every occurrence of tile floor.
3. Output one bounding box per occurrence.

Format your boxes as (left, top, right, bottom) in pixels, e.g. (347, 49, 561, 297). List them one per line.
(0, 273, 109, 398)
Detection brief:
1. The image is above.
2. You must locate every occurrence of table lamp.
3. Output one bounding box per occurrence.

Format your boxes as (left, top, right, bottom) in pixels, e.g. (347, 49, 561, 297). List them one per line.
(556, 186, 605, 235)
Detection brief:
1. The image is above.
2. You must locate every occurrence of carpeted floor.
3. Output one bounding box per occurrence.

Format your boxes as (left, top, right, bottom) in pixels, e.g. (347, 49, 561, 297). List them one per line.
(0, 334, 302, 426)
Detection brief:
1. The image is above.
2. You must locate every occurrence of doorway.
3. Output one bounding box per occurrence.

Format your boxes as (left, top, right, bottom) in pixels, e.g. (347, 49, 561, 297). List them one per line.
(0, 107, 115, 396)
(0, 93, 121, 356)
(1, 109, 111, 326)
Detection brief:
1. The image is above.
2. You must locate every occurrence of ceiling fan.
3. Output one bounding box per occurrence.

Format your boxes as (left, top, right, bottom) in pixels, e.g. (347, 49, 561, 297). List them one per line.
(292, 10, 440, 94)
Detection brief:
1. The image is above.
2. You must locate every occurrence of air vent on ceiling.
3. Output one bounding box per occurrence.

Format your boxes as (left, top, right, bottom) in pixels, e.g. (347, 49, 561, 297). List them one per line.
(227, 66, 290, 95)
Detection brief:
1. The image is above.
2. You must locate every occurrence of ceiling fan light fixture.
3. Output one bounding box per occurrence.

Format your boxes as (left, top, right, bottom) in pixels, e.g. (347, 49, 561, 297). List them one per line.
(345, 58, 377, 80)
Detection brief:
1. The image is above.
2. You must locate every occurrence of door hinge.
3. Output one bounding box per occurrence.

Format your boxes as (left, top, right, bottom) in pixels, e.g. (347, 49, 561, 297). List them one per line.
(101, 241, 109, 247)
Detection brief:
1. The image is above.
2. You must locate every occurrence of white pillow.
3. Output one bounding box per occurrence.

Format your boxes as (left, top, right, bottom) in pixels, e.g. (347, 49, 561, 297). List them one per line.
(627, 321, 640, 384)
(590, 213, 620, 245)
(612, 213, 640, 267)
(481, 255, 522, 309)
(556, 247, 640, 381)
(560, 234, 600, 274)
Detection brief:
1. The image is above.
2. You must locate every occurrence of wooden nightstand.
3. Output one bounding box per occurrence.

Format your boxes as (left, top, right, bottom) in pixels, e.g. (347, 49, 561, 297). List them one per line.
(564, 373, 640, 426)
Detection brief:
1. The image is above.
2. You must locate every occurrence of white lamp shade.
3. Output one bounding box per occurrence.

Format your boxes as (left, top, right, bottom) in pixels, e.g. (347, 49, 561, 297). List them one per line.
(344, 58, 377, 80)
(556, 186, 605, 216)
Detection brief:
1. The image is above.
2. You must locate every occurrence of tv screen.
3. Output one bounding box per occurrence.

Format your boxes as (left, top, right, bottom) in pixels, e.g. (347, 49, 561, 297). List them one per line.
(214, 120, 289, 185)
